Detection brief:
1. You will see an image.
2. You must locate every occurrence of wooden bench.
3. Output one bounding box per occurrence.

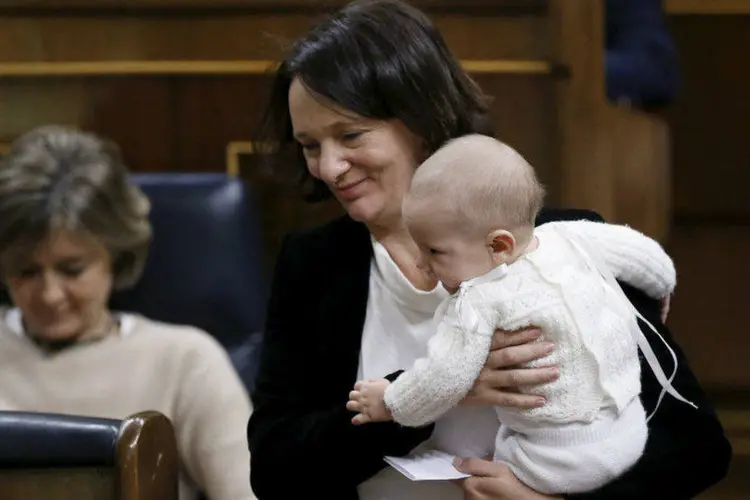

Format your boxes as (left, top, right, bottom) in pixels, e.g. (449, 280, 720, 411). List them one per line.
(0, 411, 178, 500)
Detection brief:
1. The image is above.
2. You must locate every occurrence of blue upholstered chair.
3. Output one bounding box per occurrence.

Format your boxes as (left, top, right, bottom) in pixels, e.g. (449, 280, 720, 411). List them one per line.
(0, 173, 264, 499)
(110, 173, 269, 392)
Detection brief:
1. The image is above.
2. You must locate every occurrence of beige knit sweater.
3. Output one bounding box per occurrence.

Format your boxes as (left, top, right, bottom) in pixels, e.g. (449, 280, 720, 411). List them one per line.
(0, 308, 256, 500)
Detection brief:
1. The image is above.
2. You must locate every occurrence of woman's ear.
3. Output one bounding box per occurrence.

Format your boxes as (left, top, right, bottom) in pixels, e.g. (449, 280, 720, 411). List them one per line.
(486, 229, 516, 265)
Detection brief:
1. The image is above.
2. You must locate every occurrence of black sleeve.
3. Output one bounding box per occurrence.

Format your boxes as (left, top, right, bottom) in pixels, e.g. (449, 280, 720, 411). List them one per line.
(551, 222, 732, 497)
(247, 234, 433, 499)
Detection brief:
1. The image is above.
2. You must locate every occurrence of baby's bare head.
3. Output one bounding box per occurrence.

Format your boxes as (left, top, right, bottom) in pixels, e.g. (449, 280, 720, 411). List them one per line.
(404, 134, 545, 239)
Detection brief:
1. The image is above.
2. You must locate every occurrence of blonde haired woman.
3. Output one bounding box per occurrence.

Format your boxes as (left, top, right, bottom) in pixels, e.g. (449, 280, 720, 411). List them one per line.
(0, 126, 256, 500)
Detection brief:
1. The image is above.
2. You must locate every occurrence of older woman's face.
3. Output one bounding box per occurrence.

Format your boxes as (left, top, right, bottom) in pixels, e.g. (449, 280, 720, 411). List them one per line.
(2, 229, 113, 342)
(289, 77, 424, 229)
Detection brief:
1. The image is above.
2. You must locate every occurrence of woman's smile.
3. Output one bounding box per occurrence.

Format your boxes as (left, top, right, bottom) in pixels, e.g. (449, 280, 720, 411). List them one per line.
(335, 178, 369, 200)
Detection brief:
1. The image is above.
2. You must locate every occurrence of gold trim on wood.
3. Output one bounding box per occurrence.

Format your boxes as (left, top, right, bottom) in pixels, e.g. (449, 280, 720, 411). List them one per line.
(0, 60, 276, 77)
(0, 59, 554, 77)
(462, 60, 551, 74)
(226, 141, 257, 177)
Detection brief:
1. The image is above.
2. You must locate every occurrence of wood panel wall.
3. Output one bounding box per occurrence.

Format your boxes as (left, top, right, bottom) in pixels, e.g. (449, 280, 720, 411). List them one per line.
(664, 12, 750, 392)
(0, 5, 557, 184)
(0, 1, 566, 264)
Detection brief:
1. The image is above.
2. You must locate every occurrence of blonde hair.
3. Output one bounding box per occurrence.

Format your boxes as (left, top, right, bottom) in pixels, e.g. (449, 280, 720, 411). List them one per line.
(404, 134, 545, 238)
(0, 125, 152, 289)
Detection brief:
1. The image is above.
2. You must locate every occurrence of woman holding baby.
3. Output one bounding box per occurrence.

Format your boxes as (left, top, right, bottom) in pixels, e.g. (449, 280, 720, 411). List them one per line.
(246, 1, 731, 499)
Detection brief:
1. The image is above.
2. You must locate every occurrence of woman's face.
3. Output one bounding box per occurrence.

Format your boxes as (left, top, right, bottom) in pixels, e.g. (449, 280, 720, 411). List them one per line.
(289, 77, 424, 229)
(2, 228, 114, 342)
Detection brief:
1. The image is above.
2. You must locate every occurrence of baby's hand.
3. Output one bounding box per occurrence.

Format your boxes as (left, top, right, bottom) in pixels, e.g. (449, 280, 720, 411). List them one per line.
(346, 378, 393, 425)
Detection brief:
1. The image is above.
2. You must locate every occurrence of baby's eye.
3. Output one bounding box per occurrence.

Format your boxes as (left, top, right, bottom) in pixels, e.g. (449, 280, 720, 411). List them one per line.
(429, 248, 441, 255)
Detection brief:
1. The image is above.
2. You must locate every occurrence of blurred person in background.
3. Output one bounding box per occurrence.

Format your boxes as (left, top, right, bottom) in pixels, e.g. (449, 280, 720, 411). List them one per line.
(606, 0, 680, 108)
(0, 125, 256, 500)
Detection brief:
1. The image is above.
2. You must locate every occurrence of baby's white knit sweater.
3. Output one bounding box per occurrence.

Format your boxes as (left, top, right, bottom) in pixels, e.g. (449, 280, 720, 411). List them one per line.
(383, 220, 677, 429)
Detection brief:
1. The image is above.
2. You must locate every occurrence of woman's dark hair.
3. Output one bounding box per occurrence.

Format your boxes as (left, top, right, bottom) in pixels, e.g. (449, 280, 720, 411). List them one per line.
(255, 0, 494, 202)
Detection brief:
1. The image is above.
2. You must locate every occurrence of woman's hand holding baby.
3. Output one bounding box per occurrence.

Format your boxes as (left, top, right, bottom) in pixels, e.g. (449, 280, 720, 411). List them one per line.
(349, 327, 558, 423)
(453, 458, 562, 500)
(347, 378, 393, 425)
(461, 327, 559, 409)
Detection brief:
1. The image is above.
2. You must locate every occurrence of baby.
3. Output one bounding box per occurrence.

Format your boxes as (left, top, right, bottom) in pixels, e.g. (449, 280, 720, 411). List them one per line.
(346, 134, 696, 494)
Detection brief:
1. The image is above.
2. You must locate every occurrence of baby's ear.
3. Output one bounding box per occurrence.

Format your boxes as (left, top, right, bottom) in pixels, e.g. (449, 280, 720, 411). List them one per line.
(486, 229, 516, 265)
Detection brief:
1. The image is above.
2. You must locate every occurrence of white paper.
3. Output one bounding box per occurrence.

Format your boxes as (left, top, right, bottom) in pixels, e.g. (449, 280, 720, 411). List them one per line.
(384, 450, 471, 481)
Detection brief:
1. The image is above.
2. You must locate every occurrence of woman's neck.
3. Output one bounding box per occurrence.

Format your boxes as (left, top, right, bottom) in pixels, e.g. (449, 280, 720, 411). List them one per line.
(369, 223, 437, 291)
(77, 311, 118, 343)
(23, 310, 118, 352)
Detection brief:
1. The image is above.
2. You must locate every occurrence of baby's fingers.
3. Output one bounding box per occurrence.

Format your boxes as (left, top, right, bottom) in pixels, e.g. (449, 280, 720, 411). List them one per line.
(346, 399, 363, 412)
(352, 413, 372, 425)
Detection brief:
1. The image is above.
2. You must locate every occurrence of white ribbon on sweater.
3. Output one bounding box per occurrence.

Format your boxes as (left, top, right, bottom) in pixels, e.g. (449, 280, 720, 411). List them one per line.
(454, 264, 509, 334)
(560, 227, 697, 421)
(452, 230, 696, 422)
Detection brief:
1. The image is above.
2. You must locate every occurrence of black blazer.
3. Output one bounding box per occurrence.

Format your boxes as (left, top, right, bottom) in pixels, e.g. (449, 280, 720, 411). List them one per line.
(248, 208, 731, 500)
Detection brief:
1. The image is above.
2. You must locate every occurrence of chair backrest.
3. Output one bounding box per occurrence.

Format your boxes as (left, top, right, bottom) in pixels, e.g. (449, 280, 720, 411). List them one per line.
(0, 410, 178, 500)
(109, 173, 268, 391)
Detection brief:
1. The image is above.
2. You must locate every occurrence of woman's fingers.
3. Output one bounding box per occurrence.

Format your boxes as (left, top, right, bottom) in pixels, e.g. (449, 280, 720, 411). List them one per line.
(490, 327, 542, 350)
(470, 387, 546, 408)
(486, 341, 555, 369)
(480, 365, 559, 389)
(466, 366, 559, 408)
(460, 327, 559, 410)
(454, 457, 509, 478)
